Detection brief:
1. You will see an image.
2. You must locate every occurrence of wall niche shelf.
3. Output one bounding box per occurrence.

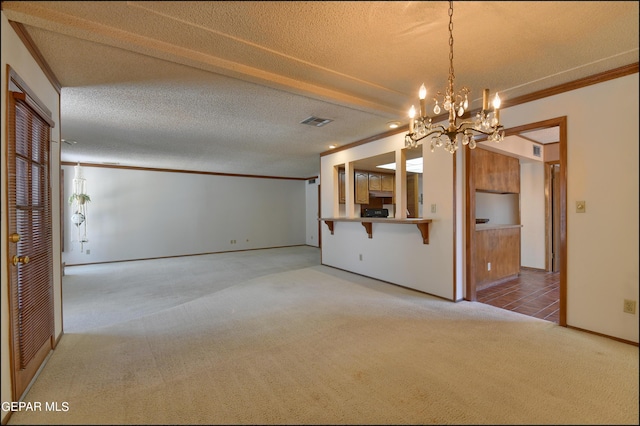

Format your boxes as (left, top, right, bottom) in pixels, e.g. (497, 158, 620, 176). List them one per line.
(320, 218, 432, 244)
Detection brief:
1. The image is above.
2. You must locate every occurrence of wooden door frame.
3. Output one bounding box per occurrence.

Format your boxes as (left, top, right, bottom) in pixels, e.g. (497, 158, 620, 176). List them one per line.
(545, 163, 561, 272)
(465, 116, 567, 326)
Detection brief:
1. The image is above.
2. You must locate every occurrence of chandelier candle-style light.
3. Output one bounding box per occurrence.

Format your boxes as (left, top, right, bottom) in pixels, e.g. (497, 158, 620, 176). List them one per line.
(405, 0, 504, 153)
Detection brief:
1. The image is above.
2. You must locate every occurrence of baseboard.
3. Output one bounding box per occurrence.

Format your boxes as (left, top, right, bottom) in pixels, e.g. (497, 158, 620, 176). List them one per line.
(520, 266, 551, 273)
(64, 244, 313, 267)
(476, 273, 520, 291)
(566, 325, 639, 347)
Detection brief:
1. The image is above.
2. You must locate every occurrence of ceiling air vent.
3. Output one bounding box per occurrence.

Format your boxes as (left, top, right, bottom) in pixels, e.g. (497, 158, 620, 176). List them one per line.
(533, 145, 542, 157)
(300, 116, 333, 127)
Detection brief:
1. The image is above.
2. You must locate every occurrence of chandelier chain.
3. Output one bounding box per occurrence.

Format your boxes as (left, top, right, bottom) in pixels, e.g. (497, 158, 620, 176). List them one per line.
(448, 0, 455, 96)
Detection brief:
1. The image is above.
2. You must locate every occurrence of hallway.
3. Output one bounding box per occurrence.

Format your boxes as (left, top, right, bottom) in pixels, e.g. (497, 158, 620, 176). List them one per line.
(476, 268, 560, 324)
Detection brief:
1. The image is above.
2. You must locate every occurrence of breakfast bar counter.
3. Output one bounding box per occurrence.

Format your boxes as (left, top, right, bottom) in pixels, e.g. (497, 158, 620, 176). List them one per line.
(320, 217, 433, 244)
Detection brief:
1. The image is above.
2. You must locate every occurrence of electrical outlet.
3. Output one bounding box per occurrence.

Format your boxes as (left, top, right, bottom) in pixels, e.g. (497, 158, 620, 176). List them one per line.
(431, 204, 437, 213)
(359, 254, 363, 261)
(487, 262, 491, 271)
(623, 299, 636, 314)
(86, 249, 90, 255)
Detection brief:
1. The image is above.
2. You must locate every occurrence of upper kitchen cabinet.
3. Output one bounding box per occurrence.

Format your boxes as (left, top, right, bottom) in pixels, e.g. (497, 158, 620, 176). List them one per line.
(472, 147, 520, 194)
(381, 173, 394, 192)
(354, 170, 370, 204)
(368, 172, 382, 191)
(367, 171, 394, 192)
(337, 167, 394, 206)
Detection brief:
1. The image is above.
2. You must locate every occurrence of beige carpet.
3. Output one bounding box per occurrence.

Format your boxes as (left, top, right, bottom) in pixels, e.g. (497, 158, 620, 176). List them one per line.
(8, 247, 639, 425)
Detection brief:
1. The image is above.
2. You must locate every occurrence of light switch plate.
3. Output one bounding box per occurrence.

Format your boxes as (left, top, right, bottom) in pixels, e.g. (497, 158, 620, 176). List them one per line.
(576, 201, 586, 213)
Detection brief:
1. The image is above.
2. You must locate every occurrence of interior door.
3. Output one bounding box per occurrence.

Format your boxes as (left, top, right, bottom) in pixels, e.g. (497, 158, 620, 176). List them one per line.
(7, 87, 55, 400)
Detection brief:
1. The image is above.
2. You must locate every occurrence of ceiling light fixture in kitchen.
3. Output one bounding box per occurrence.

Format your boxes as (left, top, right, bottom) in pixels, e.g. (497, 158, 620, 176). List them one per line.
(377, 158, 423, 174)
(405, 1, 504, 153)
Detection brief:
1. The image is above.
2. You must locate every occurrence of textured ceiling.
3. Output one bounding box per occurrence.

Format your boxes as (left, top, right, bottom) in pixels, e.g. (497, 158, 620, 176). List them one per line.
(2, 1, 638, 178)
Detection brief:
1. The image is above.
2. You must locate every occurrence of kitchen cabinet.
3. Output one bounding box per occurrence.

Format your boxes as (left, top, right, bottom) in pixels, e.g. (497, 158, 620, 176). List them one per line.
(467, 147, 522, 299)
(473, 148, 520, 193)
(369, 172, 394, 192)
(381, 173, 394, 192)
(355, 171, 369, 204)
(338, 170, 395, 205)
(406, 174, 419, 217)
(474, 225, 521, 290)
(368, 172, 382, 191)
(338, 169, 345, 204)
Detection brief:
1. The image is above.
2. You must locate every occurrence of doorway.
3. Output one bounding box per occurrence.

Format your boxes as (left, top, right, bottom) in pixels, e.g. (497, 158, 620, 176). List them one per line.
(466, 117, 567, 326)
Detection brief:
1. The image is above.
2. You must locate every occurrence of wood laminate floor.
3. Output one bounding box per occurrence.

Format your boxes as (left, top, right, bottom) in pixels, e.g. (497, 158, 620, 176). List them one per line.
(476, 268, 560, 324)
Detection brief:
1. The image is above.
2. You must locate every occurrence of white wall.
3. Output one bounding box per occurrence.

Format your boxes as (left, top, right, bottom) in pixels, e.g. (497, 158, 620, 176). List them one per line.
(1, 13, 62, 422)
(520, 162, 546, 269)
(305, 178, 319, 247)
(62, 166, 309, 265)
(321, 72, 639, 343)
(496, 73, 639, 343)
(321, 136, 455, 300)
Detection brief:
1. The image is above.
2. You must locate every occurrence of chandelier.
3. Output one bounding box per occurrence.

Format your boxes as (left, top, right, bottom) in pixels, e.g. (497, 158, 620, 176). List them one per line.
(405, 1, 504, 153)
